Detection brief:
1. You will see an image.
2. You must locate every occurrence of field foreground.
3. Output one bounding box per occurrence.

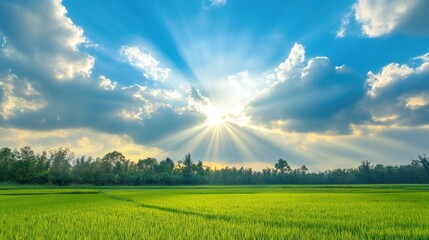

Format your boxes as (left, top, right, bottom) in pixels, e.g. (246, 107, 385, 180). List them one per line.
(1, 185, 429, 239)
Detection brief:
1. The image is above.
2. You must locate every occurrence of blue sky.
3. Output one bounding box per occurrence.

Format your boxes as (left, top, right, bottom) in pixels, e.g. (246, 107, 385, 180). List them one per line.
(0, 0, 429, 170)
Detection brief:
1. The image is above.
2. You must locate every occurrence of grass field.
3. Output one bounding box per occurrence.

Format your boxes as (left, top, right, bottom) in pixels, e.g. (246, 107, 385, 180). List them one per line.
(1, 185, 429, 239)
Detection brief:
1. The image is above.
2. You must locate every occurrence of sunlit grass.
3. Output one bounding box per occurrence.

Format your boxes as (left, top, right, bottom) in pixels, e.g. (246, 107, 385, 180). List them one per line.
(1, 185, 429, 239)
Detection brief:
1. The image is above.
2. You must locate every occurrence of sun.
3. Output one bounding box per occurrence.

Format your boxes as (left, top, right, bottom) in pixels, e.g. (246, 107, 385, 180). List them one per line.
(205, 106, 225, 126)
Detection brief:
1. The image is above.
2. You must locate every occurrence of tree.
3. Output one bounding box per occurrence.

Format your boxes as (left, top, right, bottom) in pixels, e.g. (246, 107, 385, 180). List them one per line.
(73, 156, 92, 184)
(2, 145, 429, 186)
(154, 157, 175, 185)
(358, 160, 372, 183)
(300, 165, 308, 175)
(100, 151, 129, 184)
(274, 158, 291, 174)
(13, 147, 38, 184)
(182, 153, 193, 169)
(102, 151, 127, 174)
(137, 158, 158, 173)
(49, 148, 73, 185)
(158, 157, 174, 174)
(196, 161, 205, 176)
(412, 154, 429, 180)
(102, 151, 125, 163)
(34, 151, 50, 183)
(0, 147, 15, 181)
(413, 154, 429, 175)
(179, 153, 194, 182)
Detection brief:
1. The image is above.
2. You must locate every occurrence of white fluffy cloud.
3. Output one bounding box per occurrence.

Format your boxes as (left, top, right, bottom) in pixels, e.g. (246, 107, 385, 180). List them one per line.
(249, 44, 367, 133)
(366, 63, 414, 97)
(227, 71, 265, 103)
(354, 0, 429, 37)
(405, 95, 429, 110)
(365, 52, 429, 126)
(119, 84, 186, 121)
(120, 45, 171, 81)
(274, 43, 305, 81)
(0, 0, 94, 80)
(98, 76, 116, 91)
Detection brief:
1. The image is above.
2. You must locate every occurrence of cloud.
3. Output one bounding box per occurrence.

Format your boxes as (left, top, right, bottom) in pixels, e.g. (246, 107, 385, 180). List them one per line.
(119, 84, 186, 120)
(0, 72, 46, 120)
(0, 127, 166, 161)
(365, 52, 429, 126)
(186, 87, 210, 112)
(292, 125, 429, 170)
(249, 44, 368, 134)
(0, 0, 221, 163)
(249, 47, 429, 133)
(414, 52, 429, 62)
(0, 0, 126, 132)
(210, 0, 227, 6)
(405, 95, 429, 110)
(120, 45, 171, 81)
(0, 0, 94, 80)
(274, 43, 305, 81)
(3, 81, 207, 148)
(0, 0, 204, 151)
(336, 12, 352, 38)
(366, 63, 414, 97)
(0, 33, 6, 48)
(353, 0, 429, 37)
(98, 76, 116, 91)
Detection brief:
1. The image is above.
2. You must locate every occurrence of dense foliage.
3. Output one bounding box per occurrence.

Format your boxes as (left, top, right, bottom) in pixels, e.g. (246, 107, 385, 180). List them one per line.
(0, 146, 428, 185)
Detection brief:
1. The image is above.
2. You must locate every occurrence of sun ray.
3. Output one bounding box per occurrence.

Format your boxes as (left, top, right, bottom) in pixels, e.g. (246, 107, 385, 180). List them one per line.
(222, 123, 269, 162)
(153, 124, 208, 149)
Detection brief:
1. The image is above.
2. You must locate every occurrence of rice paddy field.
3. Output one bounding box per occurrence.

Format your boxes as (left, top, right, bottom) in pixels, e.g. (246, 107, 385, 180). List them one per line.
(0, 185, 429, 239)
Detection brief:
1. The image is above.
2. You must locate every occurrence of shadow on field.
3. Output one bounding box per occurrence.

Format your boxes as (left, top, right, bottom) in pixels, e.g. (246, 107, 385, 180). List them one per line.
(102, 192, 291, 228)
(102, 192, 233, 221)
(138, 203, 233, 222)
(102, 193, 135, 202)
(136, 203, 300, 229)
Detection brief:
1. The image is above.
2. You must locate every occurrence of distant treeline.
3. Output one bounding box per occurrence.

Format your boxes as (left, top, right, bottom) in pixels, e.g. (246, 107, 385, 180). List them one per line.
(0, 146, 428, 185)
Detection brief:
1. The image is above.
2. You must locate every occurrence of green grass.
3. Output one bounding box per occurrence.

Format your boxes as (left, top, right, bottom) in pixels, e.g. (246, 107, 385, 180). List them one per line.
(1, 185, 429, 239)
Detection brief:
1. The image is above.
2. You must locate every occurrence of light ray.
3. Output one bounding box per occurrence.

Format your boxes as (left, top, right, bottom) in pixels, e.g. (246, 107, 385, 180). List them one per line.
(153, 124, 208, 149)
(203, 125, 222, 161)
(222, 122, 284, 162)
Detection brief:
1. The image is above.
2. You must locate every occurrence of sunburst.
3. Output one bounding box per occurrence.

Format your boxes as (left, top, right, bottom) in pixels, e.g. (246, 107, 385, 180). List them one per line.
(204, 106, 225, 126)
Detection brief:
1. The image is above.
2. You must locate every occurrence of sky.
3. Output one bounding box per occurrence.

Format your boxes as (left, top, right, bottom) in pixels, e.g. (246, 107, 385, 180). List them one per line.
(0, 0, 429, 171)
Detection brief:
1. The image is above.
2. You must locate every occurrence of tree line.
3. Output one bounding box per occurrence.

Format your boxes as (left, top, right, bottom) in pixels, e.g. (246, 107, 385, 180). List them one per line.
(0, 146, 428, 185)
